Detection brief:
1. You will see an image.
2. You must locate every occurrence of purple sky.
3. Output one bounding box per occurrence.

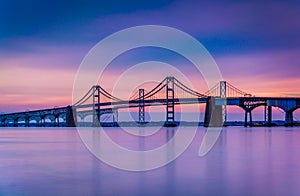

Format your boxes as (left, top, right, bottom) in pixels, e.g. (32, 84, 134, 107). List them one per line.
(0, 0, 300, 112)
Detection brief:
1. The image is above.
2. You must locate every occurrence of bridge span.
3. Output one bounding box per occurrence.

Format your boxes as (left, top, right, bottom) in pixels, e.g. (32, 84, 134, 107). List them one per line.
(0, 77, 299, 127)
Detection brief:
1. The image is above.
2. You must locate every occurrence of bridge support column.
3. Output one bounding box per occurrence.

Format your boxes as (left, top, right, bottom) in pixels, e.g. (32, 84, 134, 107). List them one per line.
(42, 118, 46, 127)
(244, 110, 253, 127)
(66, 106, 77, 127)
(13, 119, 18, 127)
(266, 106, 272, 127)
(285, 111, 294, 127)
(25, 117, 30, 127)
(139, 89, 145, 124)
(50, 119, 55, 127)
(204, 97, 223, 127)
(165, 77, 176, 127)
(57, 117, 60, 127)
(35, 119, 39, 127)
(54, 116, 60, 127)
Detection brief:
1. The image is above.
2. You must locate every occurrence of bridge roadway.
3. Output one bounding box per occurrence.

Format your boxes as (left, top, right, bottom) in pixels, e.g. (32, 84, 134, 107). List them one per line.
(221, 97, 300, 126)
(0, 97, 299, 127)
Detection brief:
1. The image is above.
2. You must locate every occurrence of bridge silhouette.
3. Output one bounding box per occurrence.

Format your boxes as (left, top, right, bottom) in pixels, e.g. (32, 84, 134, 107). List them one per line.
(0, 76, 299, 127)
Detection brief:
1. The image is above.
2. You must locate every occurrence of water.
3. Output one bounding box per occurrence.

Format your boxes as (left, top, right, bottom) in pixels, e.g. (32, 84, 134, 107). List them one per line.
(0, 127, 300, 196)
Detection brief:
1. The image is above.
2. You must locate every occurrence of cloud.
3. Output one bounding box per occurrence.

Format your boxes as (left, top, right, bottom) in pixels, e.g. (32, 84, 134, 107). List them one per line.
(86, 0, 300, 52)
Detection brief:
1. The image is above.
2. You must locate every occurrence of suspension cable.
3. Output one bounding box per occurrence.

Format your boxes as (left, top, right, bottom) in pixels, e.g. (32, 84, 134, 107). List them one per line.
(73, 87, 93, 106)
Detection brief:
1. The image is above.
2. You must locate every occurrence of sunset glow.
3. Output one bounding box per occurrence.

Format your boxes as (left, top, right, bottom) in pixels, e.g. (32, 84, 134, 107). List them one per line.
(0, 0, 299, 113)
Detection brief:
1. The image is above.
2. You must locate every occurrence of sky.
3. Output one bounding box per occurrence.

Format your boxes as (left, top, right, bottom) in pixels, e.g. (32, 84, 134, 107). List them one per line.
(0, 0, 300, 113)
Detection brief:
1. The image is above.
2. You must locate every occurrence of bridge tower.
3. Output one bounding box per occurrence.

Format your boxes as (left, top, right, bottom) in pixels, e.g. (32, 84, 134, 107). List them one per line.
(66, 105, 77, 127)
(165, 77, 176, 126)
(220, 81, 227, 124)
(113, 107, 118, 126)
(285, 110, 294, 127)
(138, 89, 145, 124)
(93, 85, 101, 126)
(264, 105, 272, 127)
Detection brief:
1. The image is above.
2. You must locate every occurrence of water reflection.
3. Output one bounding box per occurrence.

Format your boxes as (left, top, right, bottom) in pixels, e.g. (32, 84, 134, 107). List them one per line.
(0, 127, 300, 195)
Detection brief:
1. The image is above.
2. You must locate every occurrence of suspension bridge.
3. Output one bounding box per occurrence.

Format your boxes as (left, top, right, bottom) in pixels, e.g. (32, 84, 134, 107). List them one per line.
(0, 76, 299, 127)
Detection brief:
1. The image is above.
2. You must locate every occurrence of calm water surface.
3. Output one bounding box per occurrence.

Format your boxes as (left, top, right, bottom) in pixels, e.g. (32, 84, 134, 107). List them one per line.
(0, 127, 300, 196)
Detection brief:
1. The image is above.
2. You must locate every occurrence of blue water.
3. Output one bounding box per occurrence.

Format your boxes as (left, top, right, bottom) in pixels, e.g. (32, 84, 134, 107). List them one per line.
(0, 127, 300, 196)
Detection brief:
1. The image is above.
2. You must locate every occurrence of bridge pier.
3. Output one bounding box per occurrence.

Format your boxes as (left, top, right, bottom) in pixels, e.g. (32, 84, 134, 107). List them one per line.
(204, 97, 223, 127)
(41, 117, 45, 127)
(54, 116, 59, 127)
(66, 106, 77, 127)
(13, 119, 18, 127)
(57, 117, 60, 127)
(35, 119, 39, 127)
(49, 119, 54, 127)
(244, 110, 253, 127)
(0, 119, 4, 127)
(264, 106, 272, 127)
(25, 117, 30, 127)
(267, 106, 272, 126)
(285, 111, 294, 127)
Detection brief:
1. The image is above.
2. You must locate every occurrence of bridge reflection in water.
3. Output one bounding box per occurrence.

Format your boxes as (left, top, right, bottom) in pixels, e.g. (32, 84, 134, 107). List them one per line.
(1, 77, 299, 127)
